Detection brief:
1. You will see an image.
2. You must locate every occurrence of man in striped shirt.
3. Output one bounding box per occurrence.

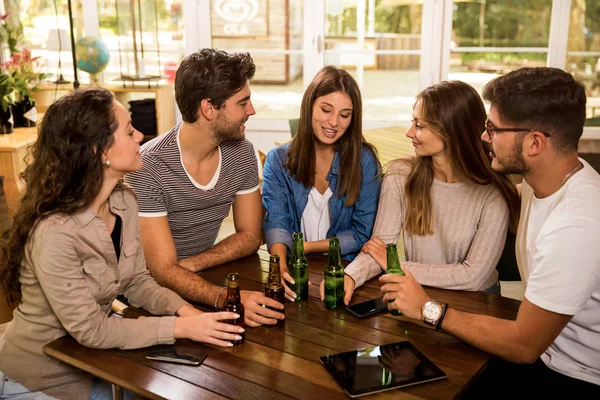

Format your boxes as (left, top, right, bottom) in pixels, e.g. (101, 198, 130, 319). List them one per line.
(127, 49, 284, 327)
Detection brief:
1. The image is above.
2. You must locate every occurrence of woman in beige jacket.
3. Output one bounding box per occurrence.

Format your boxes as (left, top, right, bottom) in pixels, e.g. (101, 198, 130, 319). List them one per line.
(0, 88, 244, 400)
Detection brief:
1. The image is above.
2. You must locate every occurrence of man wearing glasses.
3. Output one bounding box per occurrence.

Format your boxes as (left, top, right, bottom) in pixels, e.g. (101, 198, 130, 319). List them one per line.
(381, 67, 600, 396)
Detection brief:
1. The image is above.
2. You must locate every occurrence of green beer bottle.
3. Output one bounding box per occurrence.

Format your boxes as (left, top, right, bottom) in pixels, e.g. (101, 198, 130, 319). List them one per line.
(265, 254, 285, 323)
(289, 232, 308, 301)
(324, 236, 345, 309)
(386, 243, 404, 316)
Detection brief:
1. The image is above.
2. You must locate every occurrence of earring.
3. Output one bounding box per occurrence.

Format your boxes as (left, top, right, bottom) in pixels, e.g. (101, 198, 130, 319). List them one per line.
(104, 160, 111, 167)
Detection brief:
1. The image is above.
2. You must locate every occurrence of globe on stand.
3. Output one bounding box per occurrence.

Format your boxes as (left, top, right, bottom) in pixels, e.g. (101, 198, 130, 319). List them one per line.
(75, 36, 110, 83)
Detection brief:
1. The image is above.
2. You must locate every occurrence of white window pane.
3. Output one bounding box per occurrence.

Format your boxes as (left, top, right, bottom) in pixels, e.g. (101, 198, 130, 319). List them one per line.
(449, 0, 552, 96)
(211, 0, 304, 121)
(567, 0, 600, 121)
(324, 0, 423, 123)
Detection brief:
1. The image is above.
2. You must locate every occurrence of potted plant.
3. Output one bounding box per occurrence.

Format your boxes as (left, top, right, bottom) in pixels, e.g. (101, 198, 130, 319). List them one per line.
(0, 72, 14, 134)
(3, 49, 47, 127)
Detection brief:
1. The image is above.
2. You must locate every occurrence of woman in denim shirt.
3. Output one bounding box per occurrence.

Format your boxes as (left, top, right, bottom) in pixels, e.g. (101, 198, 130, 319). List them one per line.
(262, 66, 381, 302)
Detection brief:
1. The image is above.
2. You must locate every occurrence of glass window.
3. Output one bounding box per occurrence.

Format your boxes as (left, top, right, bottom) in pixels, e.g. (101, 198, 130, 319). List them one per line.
(17, 0, 81, 83)
(449, 0, 552, 96)
(567, 0, 600, 123)
(211, 0, 304, 121)
(98, 0, 185, 84)
(324, 0, 423, 123)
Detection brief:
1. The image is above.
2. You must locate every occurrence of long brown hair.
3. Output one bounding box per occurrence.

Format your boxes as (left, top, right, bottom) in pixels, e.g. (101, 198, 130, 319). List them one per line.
(285, 66, 380, 206)
(0, 88, 118, 304)
(403, 81, 520, 235)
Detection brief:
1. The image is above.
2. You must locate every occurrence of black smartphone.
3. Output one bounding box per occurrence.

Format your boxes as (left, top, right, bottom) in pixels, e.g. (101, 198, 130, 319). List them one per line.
(146, 345, 207, 366)
(345, 296, 388, 318)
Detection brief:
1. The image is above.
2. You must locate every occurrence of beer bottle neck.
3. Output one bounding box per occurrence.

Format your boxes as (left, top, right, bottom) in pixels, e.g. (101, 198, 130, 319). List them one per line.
(386, 247, 402, 272)
(227, 285, 241, 304)
(327, 241, 342, 267)
(267, 262, 282, 287)
(291, 237, 306, 259)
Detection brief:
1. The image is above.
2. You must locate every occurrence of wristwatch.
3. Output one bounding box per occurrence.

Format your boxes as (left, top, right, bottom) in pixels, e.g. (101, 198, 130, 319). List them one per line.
(421, 301, 448, 331)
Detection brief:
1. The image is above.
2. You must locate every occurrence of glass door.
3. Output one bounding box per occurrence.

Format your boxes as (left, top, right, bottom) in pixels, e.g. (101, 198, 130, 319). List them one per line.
(448, 0, 553, 95)
(566, 0, 600, 127)
(192, 0, 306, 123)
(321, 0, 425, 123)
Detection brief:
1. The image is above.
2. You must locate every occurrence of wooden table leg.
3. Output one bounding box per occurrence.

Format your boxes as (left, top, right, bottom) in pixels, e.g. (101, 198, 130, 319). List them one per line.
(111, 383, 123, 400)
(0, 151, 23, 217)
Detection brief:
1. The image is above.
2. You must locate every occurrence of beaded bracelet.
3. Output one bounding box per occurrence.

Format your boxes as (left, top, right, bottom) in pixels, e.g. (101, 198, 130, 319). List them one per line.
(214, 286, 226, 311)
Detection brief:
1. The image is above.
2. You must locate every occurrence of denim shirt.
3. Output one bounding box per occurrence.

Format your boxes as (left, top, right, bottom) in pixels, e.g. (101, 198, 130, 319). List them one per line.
(262, 142, 381, 260)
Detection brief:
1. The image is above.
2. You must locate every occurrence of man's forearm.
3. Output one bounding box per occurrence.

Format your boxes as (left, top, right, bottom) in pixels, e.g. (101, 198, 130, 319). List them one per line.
(181, 231, 261, 272)
(441, 308, 533, 363)
(152, 263, 222, 306)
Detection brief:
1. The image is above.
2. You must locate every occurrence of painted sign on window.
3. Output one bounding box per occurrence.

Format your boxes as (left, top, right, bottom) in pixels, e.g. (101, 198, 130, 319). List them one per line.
(212, 0, 268, 36)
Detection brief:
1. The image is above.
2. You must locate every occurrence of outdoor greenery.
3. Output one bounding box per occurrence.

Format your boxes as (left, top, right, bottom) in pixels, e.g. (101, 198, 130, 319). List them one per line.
(98, 0, 170, 35)
(326, 0, 599, 65)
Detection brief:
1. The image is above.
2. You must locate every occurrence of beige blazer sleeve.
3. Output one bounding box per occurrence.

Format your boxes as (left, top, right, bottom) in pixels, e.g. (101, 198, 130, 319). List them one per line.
(31, 223, 176, 350)
(121, 190, 189, 316)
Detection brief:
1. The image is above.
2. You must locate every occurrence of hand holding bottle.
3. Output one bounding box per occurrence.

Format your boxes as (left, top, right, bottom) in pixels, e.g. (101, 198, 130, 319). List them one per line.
(319, 274, 356, 305)
(174, 312, 245, 347)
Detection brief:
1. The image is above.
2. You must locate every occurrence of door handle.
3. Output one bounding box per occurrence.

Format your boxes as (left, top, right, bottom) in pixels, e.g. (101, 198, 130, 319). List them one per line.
(317, 34, 323, 54)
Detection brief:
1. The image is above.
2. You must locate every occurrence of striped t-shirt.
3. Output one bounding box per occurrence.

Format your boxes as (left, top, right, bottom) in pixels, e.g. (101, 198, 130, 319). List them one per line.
(125, 124, 260, 260)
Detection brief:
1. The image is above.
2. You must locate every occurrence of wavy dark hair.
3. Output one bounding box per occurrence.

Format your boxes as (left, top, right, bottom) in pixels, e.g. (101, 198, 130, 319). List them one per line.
(175, 48, 256, 123)
(402, 81, 520, 235)
(286, 66, 380, 206)
(0, 87, 118, 304)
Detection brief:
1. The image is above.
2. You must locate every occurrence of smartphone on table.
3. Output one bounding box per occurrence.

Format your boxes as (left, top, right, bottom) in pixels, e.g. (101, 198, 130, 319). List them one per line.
(145, 345, 207, 366)
(345, 296, 388, 319)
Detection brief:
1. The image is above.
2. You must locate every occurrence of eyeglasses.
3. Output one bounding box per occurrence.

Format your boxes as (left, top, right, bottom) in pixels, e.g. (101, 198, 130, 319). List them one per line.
(484, 119, 551, 140)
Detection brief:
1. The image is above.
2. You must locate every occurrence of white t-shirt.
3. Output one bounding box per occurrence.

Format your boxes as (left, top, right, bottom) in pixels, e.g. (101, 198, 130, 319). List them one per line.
(516, 158, 600, 386)
(301, 187, 334, 242)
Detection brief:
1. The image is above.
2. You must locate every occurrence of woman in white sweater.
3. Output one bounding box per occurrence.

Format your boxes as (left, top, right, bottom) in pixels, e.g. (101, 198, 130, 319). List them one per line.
(343, 81, 520, 302)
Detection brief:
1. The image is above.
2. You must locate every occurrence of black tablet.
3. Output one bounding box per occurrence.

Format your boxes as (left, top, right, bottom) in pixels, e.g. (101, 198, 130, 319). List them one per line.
(319, 341, 447, 398)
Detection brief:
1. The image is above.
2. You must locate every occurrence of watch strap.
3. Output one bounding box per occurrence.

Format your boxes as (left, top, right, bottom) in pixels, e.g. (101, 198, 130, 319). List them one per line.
(434, 303, 449, 331)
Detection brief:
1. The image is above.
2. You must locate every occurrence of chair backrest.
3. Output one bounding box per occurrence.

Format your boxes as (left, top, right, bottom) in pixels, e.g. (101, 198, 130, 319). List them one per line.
(496, 231, 521, 281)
(288, 118, 299, 138)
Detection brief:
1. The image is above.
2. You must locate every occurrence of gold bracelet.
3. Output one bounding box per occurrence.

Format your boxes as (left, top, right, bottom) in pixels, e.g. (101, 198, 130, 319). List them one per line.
(214, 286, 226, 311)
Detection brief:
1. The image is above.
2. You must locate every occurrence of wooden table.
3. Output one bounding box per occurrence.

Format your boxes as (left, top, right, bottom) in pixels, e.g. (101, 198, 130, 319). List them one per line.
(363, 126, 413, 167)
(44, 249, 520, 400)
(0, 127, 37, 216)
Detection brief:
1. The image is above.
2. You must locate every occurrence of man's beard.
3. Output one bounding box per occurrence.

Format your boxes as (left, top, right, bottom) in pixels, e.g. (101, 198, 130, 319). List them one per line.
(491, 136, 530, 175)
(213, 113, 245, 144)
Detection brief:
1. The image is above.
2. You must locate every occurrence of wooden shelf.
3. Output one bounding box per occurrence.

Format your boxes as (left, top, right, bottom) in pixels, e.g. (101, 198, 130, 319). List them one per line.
(31, 82, 175, 136)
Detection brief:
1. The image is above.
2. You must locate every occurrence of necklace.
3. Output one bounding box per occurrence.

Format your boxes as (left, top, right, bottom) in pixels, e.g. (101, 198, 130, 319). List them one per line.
(561, 161, 583, 187)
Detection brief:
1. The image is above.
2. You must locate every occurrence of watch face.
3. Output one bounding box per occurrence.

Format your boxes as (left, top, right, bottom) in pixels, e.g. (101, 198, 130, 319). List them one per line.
(423, 302, 443, 320)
